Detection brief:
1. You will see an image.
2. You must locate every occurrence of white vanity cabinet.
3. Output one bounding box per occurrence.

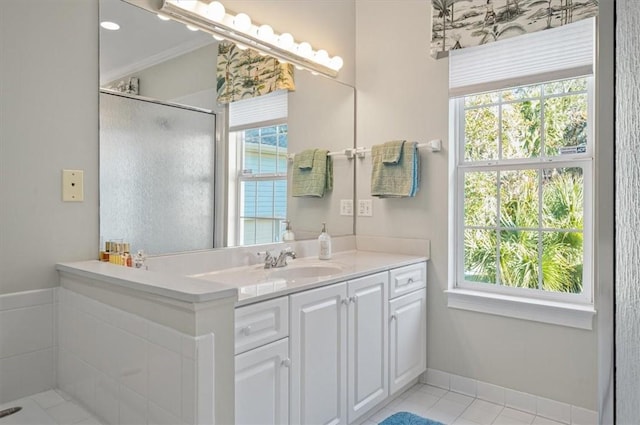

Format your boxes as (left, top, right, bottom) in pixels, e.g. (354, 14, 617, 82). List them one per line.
(290, 282, 348, 425)
(347, 272, 389, 423)
(235, 297, 290, 425)
(388, 264, 427, 395)
(235, 261, 427, 425)
(289, 271, 391, 425)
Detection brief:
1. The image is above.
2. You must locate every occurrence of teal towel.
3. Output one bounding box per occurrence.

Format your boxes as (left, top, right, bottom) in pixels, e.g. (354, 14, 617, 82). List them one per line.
(297, 148, 317, 169)
(382, 140, 405, 164)
(371, 141, 419, 198)
(292, 149, 333, 197)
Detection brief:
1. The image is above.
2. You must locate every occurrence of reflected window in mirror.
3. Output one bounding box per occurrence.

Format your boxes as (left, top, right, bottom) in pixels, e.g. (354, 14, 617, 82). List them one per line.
(227, 91, 289, 246)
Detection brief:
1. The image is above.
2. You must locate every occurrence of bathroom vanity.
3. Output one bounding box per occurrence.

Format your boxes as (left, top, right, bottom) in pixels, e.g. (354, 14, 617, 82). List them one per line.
(230, 260, 427, 425)
(56, 246, 427, 425)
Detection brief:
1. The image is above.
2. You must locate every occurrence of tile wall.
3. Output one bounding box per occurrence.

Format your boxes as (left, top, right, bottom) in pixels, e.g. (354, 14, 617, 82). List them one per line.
(0, 288, 56, 404)
(57, 287, 214, 425)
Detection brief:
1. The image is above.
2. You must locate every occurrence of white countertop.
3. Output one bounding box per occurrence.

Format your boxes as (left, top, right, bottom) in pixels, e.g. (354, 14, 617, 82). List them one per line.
(57, 250, 427, 306)
(190, 250, 428, 306)
(56, 261, 239, 303)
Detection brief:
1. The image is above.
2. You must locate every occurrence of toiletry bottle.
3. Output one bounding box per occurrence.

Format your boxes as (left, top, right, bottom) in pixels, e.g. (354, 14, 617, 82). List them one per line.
(282, 220, 295, 242)
(318, 222, 332, 260)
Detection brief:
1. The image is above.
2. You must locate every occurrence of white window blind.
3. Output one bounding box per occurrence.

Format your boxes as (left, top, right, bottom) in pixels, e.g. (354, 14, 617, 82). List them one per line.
(449, 18, 595, 97)
(228, 90, 288, 130)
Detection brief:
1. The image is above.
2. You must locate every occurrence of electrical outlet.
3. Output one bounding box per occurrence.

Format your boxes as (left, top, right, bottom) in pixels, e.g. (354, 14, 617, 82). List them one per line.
(357, 199, 373, 217)
(62, 169, 84, 202)
(340, 199, 353, 216)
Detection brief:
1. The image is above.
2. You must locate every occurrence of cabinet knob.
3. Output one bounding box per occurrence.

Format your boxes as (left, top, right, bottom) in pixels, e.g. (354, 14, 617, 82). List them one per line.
(390, 314, 397, 321)
(281, 358, 291, 368)
(351, 295, 358, 303)
(241, 326, 252, 336)
(341, 298, 350, 306)
(408, 278, 414, 283)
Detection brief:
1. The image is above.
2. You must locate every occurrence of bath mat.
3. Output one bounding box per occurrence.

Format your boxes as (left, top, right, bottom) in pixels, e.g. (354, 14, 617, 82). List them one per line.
(379, 411, 445, 425)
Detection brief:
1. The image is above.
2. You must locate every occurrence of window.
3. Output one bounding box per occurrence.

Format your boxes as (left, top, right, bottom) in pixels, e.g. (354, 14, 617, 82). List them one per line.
(234, 124, 288, 245)
(227, 91, 288, 246)
(450, 77, 594, 319)
(456, 77, 592, 299)
(446, 19, 597, 328)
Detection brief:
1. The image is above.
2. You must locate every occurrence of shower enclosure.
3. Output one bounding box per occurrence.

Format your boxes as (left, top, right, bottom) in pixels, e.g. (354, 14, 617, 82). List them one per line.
(99, 91, 216, 255)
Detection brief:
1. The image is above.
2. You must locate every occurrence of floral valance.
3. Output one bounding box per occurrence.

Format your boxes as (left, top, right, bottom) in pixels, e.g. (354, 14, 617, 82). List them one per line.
(217, 42, 295, 104)
(430, 0, 599, 59)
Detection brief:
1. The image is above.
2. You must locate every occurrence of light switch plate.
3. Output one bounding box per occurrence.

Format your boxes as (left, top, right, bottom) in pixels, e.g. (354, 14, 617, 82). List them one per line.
(62, 169, 84, 202)
(340, 199, 353, 216)
(358, 199, 373, 217)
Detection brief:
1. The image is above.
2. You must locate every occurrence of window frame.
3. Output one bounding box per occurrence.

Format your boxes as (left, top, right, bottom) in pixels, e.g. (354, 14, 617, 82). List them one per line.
(231, 120, 288, 246)
(448, 77, 596, 328)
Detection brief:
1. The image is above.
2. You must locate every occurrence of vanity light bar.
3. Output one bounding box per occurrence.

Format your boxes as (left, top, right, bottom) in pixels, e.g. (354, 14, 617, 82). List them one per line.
(160, 0, 343, 78)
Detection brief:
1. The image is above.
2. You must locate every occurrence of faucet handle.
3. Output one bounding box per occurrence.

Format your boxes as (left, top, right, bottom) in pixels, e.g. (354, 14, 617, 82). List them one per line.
(257, 251, 274, 268)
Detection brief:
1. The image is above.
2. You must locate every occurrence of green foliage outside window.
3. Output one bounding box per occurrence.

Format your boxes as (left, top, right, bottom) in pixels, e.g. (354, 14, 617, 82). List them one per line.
(461, 78, 588, 294)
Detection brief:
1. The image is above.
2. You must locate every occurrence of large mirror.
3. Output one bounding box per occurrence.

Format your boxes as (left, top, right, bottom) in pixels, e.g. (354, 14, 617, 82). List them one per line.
(99, 0, 355, 255)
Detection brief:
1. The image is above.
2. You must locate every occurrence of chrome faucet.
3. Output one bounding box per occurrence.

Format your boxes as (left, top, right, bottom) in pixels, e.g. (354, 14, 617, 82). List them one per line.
(258, 248, 296, 269)
(273, 248, 296, 268)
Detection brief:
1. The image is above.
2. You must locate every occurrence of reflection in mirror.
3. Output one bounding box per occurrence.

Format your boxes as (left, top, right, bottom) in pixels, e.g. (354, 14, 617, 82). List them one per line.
(99, 0, 355, 255)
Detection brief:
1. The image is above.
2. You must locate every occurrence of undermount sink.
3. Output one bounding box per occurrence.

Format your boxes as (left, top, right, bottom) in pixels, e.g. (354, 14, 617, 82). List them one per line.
(268, 264, 343, 280)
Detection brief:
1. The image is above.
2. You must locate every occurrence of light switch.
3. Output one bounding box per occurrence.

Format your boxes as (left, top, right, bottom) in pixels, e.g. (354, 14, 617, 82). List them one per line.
(358, 199, 373, 217)
(62, 169, 84, 202)
(340, 199, 353, 216)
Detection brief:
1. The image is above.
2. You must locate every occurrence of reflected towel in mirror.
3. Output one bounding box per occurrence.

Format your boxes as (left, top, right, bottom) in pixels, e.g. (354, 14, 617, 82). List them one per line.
(292, 149, 333, 197)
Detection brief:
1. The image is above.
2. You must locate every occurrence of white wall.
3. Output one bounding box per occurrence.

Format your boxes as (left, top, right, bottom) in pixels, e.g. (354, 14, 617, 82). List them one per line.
(615, 0, 640, 421)
(354, 0, 607, 410)
(0, 0, 100, 296)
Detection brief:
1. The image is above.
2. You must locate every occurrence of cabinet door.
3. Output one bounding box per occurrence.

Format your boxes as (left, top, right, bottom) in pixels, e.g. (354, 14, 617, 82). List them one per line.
(235, 338, 289, 425)
(389, 289, 426, 395)
(347, 272, 389, 424)
(290, 282, 348, 425)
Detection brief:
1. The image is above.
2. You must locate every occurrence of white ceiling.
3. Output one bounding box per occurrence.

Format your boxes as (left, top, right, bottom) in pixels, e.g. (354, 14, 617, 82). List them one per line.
(99, 0, 215, 85)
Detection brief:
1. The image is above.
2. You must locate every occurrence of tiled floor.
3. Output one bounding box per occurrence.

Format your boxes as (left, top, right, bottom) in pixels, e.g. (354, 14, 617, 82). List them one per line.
(0, 390, 101, 425)
(361, 383, 577, 425)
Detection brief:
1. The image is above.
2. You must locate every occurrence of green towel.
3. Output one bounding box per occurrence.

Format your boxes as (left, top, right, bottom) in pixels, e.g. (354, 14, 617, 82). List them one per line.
(382, 140, 405, 164)
(371, 141, 420, 198)
(296, 148, 317, 169)
(292, 149, 333, 197)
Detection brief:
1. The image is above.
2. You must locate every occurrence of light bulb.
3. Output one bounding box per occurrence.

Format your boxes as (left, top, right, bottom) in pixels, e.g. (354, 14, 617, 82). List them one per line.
(314, 49, 329, 65)
(205, 1, 225, 21)
(186, 24, 199, 31)
(295, 65, 304, 70)
(257, 25, 274, 42)
(100, 21, 120, 30)
(157, 14, 170, 21)
(233, 13, 252, 32)
(212, 34, 225, 41)
(236, 43, 249, 51)
(329, 56, 344, 71)
(296, 42, 313, 58)
(277, 33, 295, 50)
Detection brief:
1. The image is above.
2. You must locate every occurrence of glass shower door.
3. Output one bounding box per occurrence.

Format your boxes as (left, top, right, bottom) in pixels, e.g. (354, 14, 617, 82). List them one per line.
(100, 92, 216, 255)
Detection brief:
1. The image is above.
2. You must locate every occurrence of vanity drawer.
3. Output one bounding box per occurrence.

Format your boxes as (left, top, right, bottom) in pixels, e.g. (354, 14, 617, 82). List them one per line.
(389, 263, 426, 299)
(235, 297, 289, 355)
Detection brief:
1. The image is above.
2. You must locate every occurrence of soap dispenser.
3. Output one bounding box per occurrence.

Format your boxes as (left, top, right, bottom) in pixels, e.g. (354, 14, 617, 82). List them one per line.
(318, 222, 332, 260)
(282, 220, 295, 242)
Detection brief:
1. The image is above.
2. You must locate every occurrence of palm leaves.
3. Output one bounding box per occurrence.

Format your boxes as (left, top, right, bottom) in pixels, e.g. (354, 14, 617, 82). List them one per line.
(472, 23, 526, 44)
(463, 86, 587, 294)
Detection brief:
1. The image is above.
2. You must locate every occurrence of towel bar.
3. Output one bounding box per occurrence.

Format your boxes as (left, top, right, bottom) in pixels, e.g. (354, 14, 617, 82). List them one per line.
(354, 139, 442, 158)
(287, 148, 357, 162)
(287, 141, 441, 162)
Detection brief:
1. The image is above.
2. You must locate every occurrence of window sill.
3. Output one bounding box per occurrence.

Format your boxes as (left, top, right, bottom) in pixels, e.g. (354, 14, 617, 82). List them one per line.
(445, 288, 596, 330)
